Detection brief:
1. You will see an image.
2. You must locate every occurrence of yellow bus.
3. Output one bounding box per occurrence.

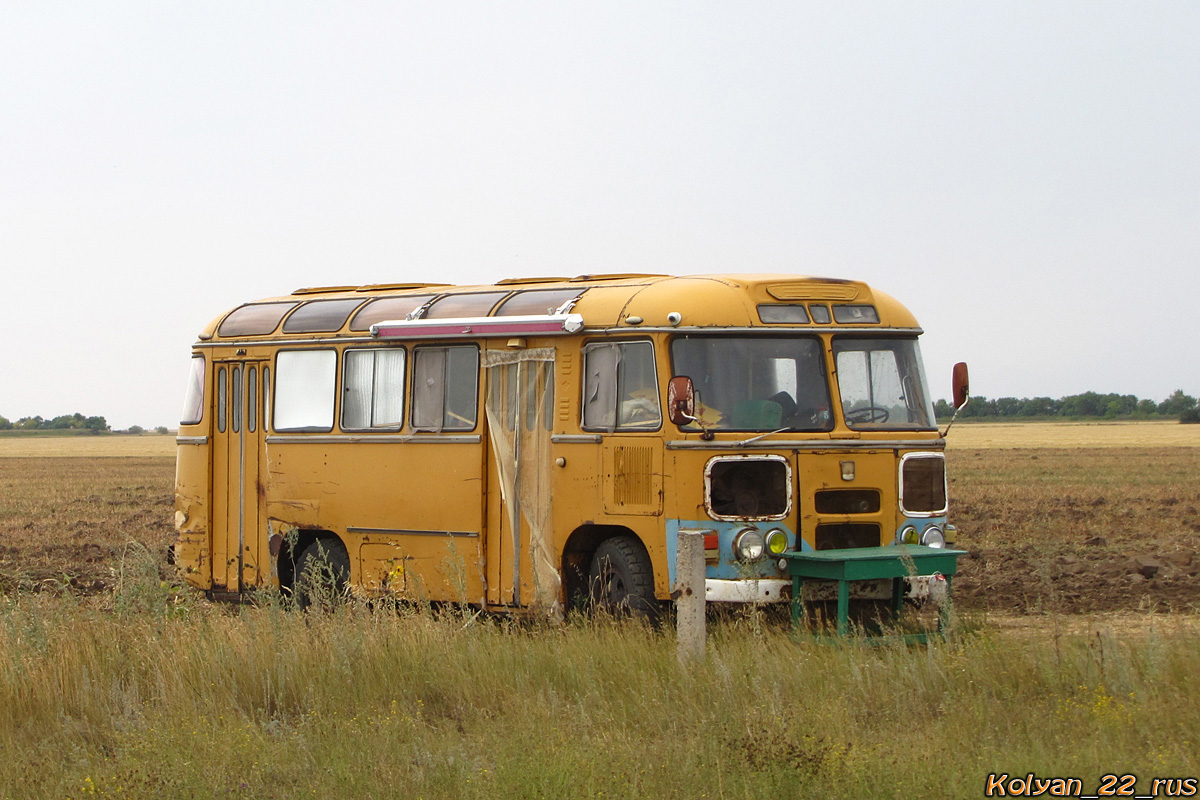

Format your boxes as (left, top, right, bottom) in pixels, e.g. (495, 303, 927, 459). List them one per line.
(174, 273, 967, 613)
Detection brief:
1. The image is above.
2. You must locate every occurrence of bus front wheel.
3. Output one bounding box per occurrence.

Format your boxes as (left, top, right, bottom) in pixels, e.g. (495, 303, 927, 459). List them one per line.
(294, 538, 350, 611)
(587, 535, 657, 618)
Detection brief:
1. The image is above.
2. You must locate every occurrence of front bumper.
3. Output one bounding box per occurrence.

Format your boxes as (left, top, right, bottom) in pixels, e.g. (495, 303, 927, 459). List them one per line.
(705, 578, 790, 603)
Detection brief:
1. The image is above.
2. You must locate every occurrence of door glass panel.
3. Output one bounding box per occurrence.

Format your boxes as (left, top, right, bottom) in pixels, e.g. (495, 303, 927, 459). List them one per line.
(247, 367, 258, 432)
(217, 367, 227, 433)
(231, 367, 243, 433)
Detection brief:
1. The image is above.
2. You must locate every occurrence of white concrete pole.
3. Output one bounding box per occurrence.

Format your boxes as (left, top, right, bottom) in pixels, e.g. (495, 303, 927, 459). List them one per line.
(675, 529, 707, 664)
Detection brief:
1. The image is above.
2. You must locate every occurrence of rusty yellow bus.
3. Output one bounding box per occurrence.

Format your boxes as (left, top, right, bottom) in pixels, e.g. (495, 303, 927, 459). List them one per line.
(174, 273, 966, 612)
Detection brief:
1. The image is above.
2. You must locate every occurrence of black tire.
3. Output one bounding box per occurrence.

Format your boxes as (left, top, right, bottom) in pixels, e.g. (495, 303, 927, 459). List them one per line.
(587, 535, 658, 618)
(294, 538, 350, 611)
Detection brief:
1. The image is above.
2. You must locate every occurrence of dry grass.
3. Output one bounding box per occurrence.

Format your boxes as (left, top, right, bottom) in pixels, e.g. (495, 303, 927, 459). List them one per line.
(1, 424, 1199, 796)
(2, 592, 1198, 799)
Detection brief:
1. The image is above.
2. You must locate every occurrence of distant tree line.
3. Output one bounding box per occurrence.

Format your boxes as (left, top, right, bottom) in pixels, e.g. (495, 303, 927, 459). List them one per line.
(0, 413, 109, 431)
(934, 389, 1200, 423)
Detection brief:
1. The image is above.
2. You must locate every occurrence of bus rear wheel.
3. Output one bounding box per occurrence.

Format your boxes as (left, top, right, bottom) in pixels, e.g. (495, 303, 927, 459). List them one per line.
(294, 538, 350, 611)
(587, 535, 657, 618)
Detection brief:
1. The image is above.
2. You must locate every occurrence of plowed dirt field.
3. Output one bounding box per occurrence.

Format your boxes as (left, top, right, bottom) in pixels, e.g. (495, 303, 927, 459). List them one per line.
(2, 424, 1198, 613)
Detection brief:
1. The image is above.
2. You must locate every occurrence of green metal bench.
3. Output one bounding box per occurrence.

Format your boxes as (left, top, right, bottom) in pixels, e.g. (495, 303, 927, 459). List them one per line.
(781, 545, 968, 640)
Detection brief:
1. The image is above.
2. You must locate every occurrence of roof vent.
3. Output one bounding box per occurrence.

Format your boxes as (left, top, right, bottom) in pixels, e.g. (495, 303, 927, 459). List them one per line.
(766, 282, 859, 301)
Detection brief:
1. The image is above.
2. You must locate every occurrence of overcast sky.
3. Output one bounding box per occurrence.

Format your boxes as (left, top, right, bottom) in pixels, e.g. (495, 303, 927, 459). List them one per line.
(2, 2, 1197, 429)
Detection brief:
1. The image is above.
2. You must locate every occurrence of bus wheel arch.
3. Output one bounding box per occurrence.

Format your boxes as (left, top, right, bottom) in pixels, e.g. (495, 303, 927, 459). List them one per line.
(562, 525, 657, 616)
(279, 529, 350, 609)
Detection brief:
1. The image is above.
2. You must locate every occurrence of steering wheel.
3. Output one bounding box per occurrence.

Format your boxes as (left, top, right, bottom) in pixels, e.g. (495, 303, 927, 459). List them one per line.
(845, 405, 890, 424)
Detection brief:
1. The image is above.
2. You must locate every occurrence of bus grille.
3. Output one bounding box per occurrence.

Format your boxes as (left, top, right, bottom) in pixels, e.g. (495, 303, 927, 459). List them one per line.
(815, 523, 881, 550)
(814, 489, 880, 515)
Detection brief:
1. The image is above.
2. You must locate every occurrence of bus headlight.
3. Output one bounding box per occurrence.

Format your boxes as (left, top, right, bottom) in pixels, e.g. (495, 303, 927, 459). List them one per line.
(765, 528, 789, 556)
(920, 526, 946, 548)
(733, 529, 766, 563)
(899, 525, 920, 545)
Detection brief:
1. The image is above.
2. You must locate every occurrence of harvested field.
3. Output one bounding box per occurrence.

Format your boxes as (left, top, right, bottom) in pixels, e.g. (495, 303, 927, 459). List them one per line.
(947, 419, 1200, 449)
(0, 457, 174, 595)
(0, 434, 175, 458)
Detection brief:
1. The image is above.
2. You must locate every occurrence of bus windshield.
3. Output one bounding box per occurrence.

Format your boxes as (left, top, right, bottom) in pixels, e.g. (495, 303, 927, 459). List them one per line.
(671, 335, 833, 431)
(832, 337, 936, 430)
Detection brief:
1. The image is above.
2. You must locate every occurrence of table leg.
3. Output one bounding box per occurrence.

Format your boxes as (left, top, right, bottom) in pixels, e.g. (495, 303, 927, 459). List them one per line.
(791, 576, 803, 630)
(836, 579, 849, 637)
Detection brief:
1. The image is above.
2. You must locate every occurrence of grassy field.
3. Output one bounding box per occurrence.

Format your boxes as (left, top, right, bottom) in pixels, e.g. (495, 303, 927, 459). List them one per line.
(1, 423, 1198, 797)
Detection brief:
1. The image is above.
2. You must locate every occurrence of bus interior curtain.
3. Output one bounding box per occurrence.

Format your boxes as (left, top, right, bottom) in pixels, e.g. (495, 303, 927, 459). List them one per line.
(483, 348, 559, 614)
(412, 348, 447, 432)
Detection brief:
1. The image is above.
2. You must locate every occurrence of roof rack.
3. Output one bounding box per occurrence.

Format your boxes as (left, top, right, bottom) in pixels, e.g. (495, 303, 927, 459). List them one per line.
(291, 286, 360, 295)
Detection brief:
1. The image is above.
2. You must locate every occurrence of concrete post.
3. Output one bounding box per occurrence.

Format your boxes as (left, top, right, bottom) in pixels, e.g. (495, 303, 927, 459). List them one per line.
(675, 529, 707, 664)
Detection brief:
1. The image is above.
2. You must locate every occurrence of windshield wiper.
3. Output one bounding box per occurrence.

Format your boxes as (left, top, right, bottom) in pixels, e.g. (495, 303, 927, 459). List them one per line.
(737, 426, 793, 447)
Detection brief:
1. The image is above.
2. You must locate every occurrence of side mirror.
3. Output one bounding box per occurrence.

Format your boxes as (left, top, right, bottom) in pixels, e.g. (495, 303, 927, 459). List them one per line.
(667, 376, 696, 425)
(952, 362, 970, 410)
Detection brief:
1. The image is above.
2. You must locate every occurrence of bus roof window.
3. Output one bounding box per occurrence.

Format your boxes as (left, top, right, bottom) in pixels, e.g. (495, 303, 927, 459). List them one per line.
(809, 304, 832, 324)
(218, 302, 299, 337)
(757, 304, 809, 324)
(349, 295, 437, 331)
(423, 292, 509, 319)
(494, 288, 583, 317)
(282, 298, 365, 333)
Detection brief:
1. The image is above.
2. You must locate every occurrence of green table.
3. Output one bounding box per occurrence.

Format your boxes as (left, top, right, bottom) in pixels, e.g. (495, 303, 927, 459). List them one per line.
(781, 545, 968, 638)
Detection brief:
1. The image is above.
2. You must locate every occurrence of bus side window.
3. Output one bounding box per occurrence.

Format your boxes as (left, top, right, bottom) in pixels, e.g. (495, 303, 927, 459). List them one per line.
(582, 341, 660, 431)
(412, 345, 479, 431)
(273, 350, 337, 433)
(343, 348, 406, 430)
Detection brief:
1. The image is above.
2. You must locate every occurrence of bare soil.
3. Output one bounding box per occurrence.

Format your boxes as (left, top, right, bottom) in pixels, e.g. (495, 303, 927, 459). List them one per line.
(1, 443, 1198, 614)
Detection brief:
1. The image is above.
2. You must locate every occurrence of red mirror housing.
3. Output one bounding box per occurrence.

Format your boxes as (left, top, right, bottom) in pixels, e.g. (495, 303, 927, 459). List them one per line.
(952, 362, 970, 410)
(667, 376, 696, 426)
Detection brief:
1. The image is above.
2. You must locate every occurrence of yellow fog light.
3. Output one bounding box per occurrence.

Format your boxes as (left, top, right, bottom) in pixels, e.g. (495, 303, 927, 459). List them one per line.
(899, 526, 919, 545)
(765, 528, 788, 556)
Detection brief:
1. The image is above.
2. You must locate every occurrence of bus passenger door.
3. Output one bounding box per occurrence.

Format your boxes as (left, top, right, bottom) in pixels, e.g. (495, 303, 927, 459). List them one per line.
(210, 359, 267, 595)
(483, 346, 558, 611)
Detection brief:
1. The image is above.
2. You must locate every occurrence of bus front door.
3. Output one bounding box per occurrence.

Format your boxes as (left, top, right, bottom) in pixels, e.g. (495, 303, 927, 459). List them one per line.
(209, 360, 267, 596)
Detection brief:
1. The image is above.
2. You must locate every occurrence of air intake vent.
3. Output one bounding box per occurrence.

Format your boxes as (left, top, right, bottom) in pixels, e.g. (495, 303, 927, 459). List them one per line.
(613, 446, 654, 507)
